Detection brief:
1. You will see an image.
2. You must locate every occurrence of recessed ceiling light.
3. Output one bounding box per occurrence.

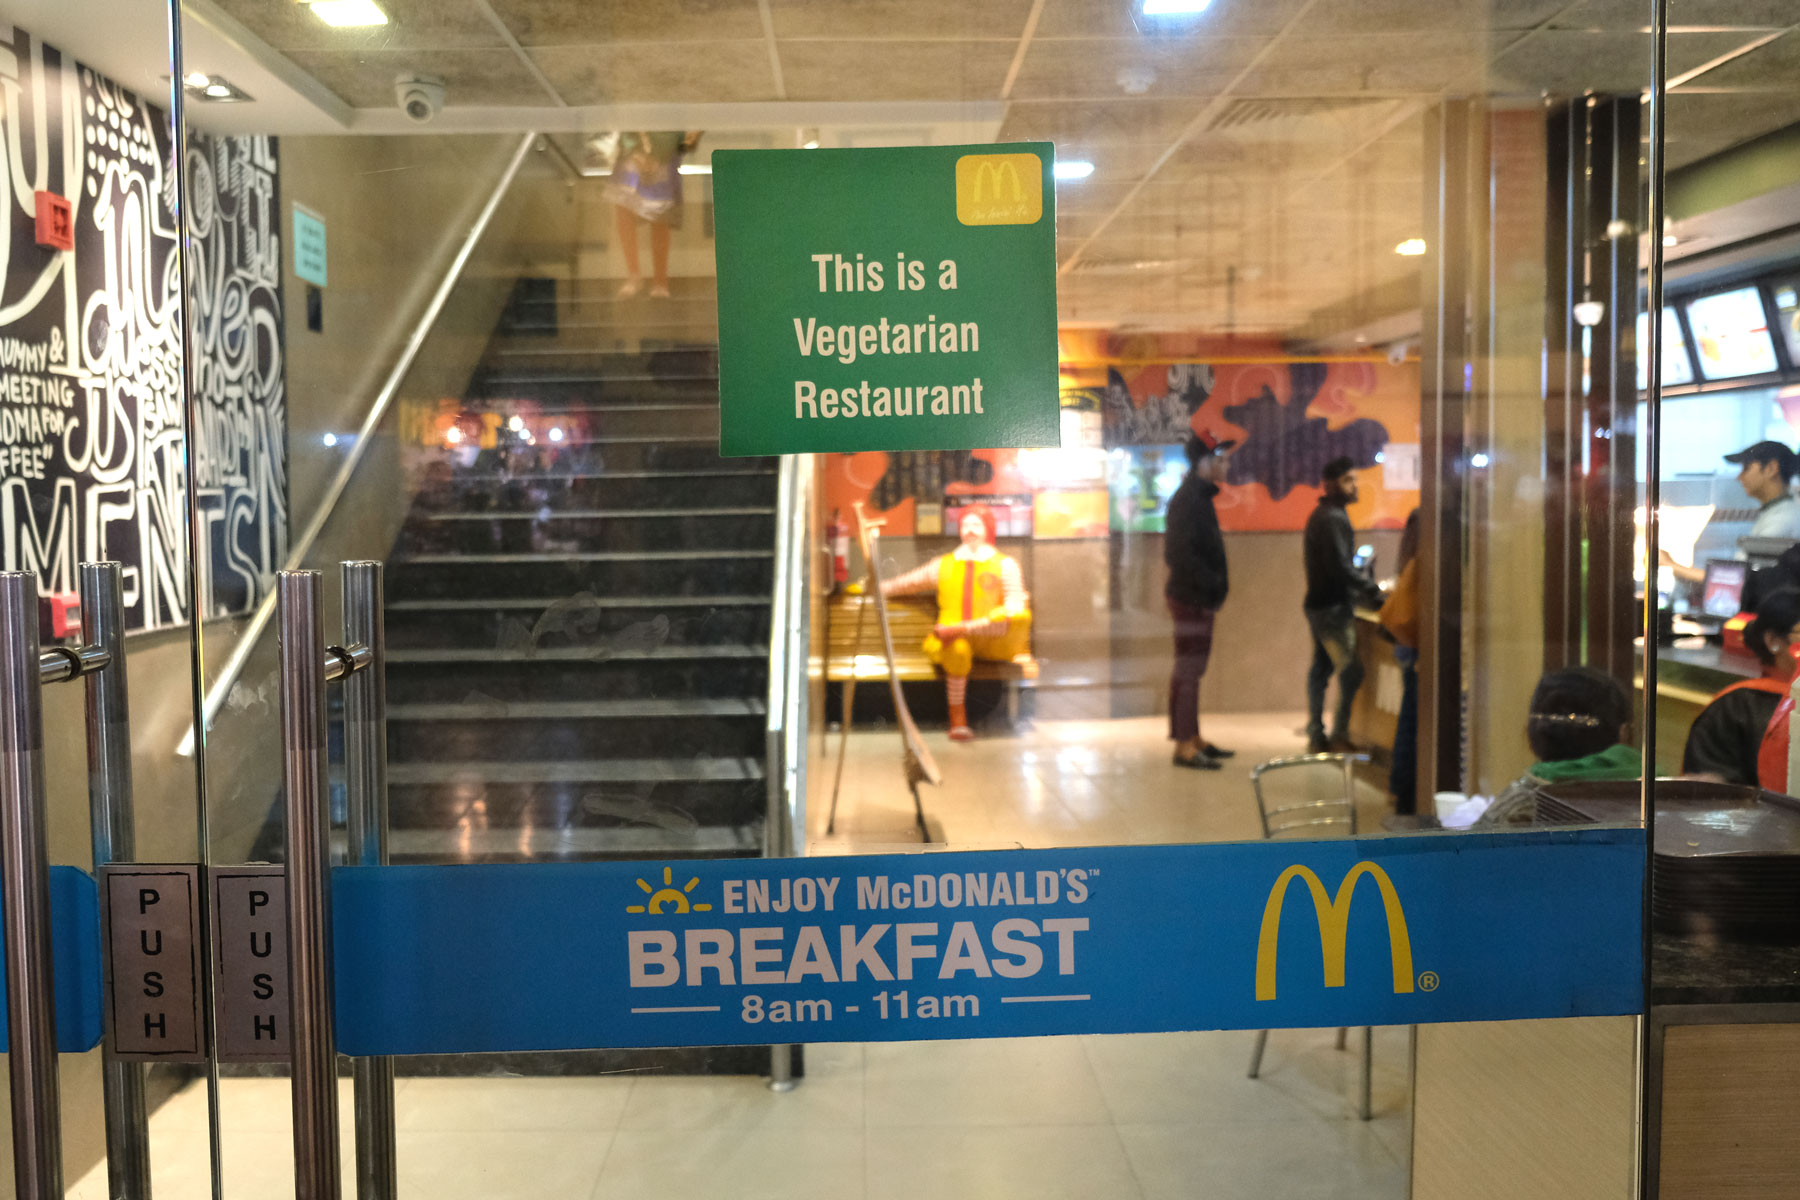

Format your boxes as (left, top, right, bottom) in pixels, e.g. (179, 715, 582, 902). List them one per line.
(677, 164, 712, 175)
(1142, 0, 1213, 13)
(1662, 233, 1679, 247)
(1394, 238, 1427, 256)
(204, 83, 232, 98)
(184, 73, 252, 102)
(1054, 161, 1095, 181)
(307, 0, 390, 28)
(183, 72, 210, 88)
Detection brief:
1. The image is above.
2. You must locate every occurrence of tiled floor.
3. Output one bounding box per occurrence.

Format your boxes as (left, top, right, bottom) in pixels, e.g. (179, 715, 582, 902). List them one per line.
(71, 713, 1412, 1198)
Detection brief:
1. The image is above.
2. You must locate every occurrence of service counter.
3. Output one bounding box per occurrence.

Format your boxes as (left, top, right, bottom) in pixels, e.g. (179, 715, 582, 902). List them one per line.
(1636, 639, 1759, 777)
(1346, 608, 1403, 763)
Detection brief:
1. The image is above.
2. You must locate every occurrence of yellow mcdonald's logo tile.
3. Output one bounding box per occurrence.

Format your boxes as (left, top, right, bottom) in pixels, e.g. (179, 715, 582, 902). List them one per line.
(1255, 862, 1415, 1002)
(955, 153, 1043, 226)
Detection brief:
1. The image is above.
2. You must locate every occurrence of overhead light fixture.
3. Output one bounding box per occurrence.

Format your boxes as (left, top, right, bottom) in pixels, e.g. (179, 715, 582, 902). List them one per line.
(1573, 300, 1606, 327)
(1662, 233, 1679, 248)
(677, 164, 712, 175)
(1142, 0, 1213, 13)
(507, 415, 524, 432)
(799, 127, 821, 150)
(182, 73, 252, 102)
(322, 432, 339, 448)
(548, 426, 565, 443)
(1395, 237, 1427, 257)
(1054, 161, 1095, 181)
(306, 0, 390, 27)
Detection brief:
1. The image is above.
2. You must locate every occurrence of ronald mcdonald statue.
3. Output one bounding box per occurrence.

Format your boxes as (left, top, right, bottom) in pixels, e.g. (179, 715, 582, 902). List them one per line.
(882, 506, 1032, 741)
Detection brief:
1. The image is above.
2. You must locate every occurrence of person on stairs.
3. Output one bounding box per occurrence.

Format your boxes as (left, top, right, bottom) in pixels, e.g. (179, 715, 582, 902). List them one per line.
(883, 506, 1032, 742)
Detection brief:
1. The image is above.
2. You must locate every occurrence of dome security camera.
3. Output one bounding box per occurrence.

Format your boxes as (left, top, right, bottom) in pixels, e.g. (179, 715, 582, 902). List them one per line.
(395, 75, 446, 123)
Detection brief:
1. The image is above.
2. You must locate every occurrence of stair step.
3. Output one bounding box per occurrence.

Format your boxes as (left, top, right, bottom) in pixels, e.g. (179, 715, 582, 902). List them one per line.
(448, 469, 773, 483)
(390, 758, 764, 785)
(387, 644, 764, 664)
(385, 825, 757, 863)
(423, 507, 773, 521)
(389, 698, 765, 720)
(388, 595, 767, 612)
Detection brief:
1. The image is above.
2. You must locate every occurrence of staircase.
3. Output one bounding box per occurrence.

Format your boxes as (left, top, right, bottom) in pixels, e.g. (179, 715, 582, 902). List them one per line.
(380, 331, 780, 865)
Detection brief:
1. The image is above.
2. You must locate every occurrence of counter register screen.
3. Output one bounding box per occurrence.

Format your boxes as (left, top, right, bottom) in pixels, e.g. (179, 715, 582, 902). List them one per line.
(1702, 559, 1747, 619)
(1773, 280, 1800, 368)
(1636, 306, 1695, 390)
(1685, 287, 1780, 381)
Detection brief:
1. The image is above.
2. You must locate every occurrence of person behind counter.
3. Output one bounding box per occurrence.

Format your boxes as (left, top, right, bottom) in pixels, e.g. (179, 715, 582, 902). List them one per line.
(1378, 509, 1421, 813)
(1481, 667, 1640, 825)
(1682, 588, 1800, 785)
(1303, 456, 1384, 753)
(1663, 440, 1800, 583)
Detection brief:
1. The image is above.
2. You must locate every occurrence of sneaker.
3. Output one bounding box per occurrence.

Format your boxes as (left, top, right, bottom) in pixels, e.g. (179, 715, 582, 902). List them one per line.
(948, 724, 974, 743)
(617, 277, 643, 298)
(649, 282, 671, 299)
(1201, 742, 1235, 759)
(1306, 735, 1330, 754)
(1173, 752, 1222, 771)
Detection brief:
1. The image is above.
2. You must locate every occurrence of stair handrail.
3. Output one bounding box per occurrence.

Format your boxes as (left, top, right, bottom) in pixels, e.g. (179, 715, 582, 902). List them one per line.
(179, 131, 540, 757)
(765, 454, 813, 859)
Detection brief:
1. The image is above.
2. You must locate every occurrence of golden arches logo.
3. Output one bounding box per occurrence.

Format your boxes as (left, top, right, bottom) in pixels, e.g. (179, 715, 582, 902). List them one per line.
(955, 153, 1043, 226)
(1254, 863, 1414, 1002)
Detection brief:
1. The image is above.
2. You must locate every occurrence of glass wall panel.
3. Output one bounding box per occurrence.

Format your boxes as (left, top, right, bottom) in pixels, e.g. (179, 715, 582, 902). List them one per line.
(164, 0, 1674, 1195)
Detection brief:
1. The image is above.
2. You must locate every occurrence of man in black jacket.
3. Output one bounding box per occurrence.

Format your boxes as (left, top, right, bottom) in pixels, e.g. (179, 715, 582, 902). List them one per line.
(1165, 432, 1235, 770)
(1304, 456, 1384, 753)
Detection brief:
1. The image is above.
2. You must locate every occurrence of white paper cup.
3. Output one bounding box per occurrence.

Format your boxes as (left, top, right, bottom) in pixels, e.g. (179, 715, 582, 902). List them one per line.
(1433, 791, 1467, 821)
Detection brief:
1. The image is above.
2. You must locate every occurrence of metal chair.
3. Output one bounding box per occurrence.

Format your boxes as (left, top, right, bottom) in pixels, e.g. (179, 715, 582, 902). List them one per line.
(1244, 752, 1376, 1121)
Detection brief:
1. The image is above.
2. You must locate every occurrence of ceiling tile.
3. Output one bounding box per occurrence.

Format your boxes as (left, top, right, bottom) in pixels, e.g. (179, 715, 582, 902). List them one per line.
(1489, 29, 1749, 93)
(998, 98, 1206, 146)
(1681, 29, 1800, 90)
(284, 47, 549, 107)
(1553, 0, 1798, 30)
(530, 42, 779, 103)
(1666, 89, 1800, 167)
(1009, 36, 1268, 101)
(1234, 34, 1486, 95)
(205, 0, 503, 51)
(1035, 0, 1316, 40)
(487, 0, 765, 44)
(1301, 0, 1569, 35)
(778, 40, 1014, 101)
(766, 0, 1036, 40)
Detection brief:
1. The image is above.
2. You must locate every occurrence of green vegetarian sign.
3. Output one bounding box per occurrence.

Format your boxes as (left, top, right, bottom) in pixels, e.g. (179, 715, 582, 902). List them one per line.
(713, 143, 1060, 457)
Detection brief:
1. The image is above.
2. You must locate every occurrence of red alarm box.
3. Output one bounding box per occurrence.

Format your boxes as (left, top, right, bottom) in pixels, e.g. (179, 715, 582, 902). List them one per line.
(34, 191, 72, 251)
(39, 592, 80, 641)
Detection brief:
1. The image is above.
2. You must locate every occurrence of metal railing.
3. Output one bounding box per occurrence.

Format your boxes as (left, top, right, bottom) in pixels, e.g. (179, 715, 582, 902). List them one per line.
(178, 131, 540, 758)
(0, 565, 145, 1199)
(278, 564, 395, 1200)
(763, 455, 814, 1091)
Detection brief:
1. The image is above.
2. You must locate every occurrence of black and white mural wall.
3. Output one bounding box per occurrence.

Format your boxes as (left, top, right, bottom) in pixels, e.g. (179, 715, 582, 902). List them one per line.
(0, 26, 286, 634)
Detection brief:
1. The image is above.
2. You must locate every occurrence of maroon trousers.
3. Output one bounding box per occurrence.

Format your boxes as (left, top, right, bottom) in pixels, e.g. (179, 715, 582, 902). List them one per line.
(1167, 599, 1217, 742)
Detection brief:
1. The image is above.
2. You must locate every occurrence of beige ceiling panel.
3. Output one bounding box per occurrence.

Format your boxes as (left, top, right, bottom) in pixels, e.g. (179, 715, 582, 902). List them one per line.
(1035, 0, 1315, 41)
(1665, 88, 1800, 168)
(1233, 35, 1485, 96)
(1009, 36, 1269, 101)
(285, 47, 549, 107)
(765, 0, 1036, 40)
(530, 42, 779, 104)
(486, 0, 766, 44)
(778, 40, 1014, 101)
(1053, 181, 1148, 216)
(998, 98, 1208, 148)
(1682, 29, 1800, 91)
(1489, 29, 1749, 94)
(1552, 0, 1798, 30)
(206, 0, 504, 52)
(1301, 0, 1566, 35)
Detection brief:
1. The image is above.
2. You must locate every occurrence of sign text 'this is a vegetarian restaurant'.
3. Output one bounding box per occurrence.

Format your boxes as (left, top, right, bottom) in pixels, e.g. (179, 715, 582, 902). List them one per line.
(713, 143, 1061, 457)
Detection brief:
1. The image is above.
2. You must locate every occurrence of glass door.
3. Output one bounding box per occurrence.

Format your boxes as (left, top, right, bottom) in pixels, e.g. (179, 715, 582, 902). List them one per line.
(152, 0, 1711, 1195)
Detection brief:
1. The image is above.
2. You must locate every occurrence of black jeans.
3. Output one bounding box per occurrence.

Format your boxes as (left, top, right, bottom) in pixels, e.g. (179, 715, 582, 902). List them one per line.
(1305, 604, 1363, 744)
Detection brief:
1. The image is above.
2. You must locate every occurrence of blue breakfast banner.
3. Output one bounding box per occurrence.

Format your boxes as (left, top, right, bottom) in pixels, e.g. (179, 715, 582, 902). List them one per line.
(331, 828, 1645, 1055)
(0, 866, 103, 1054)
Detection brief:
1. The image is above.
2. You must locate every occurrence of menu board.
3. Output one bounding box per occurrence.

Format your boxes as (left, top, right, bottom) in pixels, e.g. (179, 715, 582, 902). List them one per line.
(1685, 287, 1779, 381)
(1772, 280, 1800, 369)
(1636, 307, 1694, 391)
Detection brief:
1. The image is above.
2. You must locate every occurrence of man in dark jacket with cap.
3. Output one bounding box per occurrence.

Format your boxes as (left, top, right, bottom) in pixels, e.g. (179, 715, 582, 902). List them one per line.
(1165, 432, 1234, 770)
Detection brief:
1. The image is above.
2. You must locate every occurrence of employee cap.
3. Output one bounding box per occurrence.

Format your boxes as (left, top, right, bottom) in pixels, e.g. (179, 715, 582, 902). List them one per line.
(1724, 440, 1799, 482)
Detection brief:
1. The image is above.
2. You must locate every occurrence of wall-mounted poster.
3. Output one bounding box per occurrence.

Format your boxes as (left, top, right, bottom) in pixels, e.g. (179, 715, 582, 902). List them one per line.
(0, 27, 286, 633)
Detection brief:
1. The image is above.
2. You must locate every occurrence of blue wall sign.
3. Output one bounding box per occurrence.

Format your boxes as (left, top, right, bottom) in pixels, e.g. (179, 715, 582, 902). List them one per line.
(332, 828, 1645, 1056)
(293, 204, 327, 288)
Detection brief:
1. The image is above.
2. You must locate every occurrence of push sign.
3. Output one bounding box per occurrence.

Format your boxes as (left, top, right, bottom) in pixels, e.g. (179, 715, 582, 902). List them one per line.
(712, 143, 1061, 457)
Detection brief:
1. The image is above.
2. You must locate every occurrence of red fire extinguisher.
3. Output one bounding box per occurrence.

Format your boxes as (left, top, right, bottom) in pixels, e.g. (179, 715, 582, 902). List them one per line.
(828, 508, 850, 589)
